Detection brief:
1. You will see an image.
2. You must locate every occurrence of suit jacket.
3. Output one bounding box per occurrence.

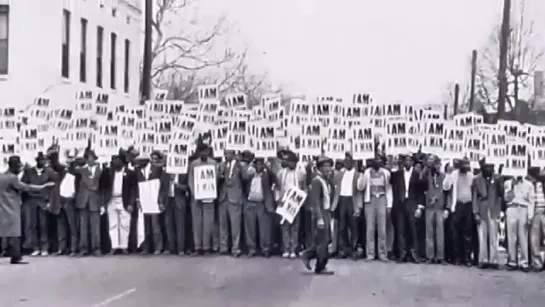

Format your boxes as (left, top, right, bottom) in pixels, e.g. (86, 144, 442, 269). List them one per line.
(102, 167, 137, 211)
(391, 167, 425, 209)
(48, 163, 77, 214)
(421, 169, 447, 209)
(244, 168, 276, 213)
(21, 166, 57, 209)
(219, 160, 246, 205)
(443, 169, 474, 211)
(307, 173, 332, 242)
(169, 174, 189, 209)
(74, 164, 103, 211)
(135, 164, 169, 209)
(472, 173, 503, 219)
(331, 168, 362, 213)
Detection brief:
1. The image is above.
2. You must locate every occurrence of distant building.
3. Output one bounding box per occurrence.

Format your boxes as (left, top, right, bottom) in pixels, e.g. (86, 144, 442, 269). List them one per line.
(532, 71, 545, 111)
(0, 0, 142, 108)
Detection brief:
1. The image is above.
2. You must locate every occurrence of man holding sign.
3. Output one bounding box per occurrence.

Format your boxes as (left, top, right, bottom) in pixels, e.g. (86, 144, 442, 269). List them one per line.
(188, 143, 218, 255)
(302, 155, 334, 274)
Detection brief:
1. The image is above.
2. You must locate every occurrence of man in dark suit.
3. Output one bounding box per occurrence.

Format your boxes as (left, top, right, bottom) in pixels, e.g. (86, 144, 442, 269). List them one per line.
(74, 150, 104, 257)
(49, 148, 79, 256)
(302, 155, 334, 274)
(21, 152, 57, 256)
(391, 155, 425, 263)
(102, 155, 137, 255)
(243, 157, 276, 257)
(135, 151, 169, 255)
(218, 149, 249, 257)
(164, 173, 189, 255)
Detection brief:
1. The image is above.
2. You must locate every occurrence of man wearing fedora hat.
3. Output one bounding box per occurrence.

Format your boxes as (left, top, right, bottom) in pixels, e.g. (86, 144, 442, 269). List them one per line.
(0, 156, 55, 264)
(302, 155, 334, 274)
(73, 149, 104, 257)
(20, 151, 57, 256)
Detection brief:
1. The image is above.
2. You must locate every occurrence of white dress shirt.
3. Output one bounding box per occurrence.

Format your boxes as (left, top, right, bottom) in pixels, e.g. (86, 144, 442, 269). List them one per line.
(143, 163, 151, 180)
(340, 168, 355, 197)
(228, 160, 235, 179)
(404, 167, 413, 198)
(60, 173, 76, 198)
(113, 169, 124, 197)
(88, 165, 96, 177)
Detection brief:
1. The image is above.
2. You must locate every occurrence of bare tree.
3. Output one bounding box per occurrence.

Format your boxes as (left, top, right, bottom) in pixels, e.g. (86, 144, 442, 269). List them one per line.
(150, 0, 237, 87)
(475, 0, 544, 111)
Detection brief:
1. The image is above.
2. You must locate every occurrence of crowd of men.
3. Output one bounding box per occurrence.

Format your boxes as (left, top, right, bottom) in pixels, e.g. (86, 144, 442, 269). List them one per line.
(1, 138, 544, 275)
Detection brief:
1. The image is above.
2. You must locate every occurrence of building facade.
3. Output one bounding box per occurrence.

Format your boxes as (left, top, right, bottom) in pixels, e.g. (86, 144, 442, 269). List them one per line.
(0, 0, 142, 108)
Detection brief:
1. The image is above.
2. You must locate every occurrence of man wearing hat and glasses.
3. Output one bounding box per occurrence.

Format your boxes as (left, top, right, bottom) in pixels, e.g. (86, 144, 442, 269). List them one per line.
(302, 155, 334, 274)
(0, 156, 55, 264)
(73, 149, 105, 257)
(20, 151, 57, 256)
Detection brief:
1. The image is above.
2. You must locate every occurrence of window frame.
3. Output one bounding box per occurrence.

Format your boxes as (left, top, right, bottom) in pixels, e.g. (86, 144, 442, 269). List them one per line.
(79, 18, 88, 83)
(0, 5, 9, 75)
(110, 32, 117, 90)
(124, 39, 130, 93)
(96, 26, 104, 88)
(61, 9, 71, 78)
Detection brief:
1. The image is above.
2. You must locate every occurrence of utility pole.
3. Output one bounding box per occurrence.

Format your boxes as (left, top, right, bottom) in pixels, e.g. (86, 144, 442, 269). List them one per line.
(497, 0, 511, 120)
(141, 0, 154, 105)
(453, 83, 460, 116)
(469, 50, 477, 112)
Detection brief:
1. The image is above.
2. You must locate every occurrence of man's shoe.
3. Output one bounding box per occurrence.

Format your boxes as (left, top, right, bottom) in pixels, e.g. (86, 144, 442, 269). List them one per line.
(282, 252, 290, 258)
(10, 259, 28, 265)
(315, 268, 335, 275)
(506, 264, 518, 271)
(302, 256, 312, 271)
(40, 251, 49, 256)
(521, 266, 531, 273)
(153, 250, 162, 255)
(30, 250, 40, 257)
(93, 251, 102, 257)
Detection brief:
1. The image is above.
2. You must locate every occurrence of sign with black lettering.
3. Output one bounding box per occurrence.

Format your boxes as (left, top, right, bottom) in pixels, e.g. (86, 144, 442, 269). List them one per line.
(198, 85, 219, 101)
(464, 134, 484, 167)
(299, 122, 322, 155)
(252, 124, 276, 157)
(167, 141, 189, 174)
(531, 132, 545, 168)
(385, 119, 407, 155)
(212, 123, 228, 158)
(325, 125, 349, 159)
(443, 124, 465, 159)
(352, 126, 374, 160)
(503, 142, 527, 177)
(485, 131, 507, 166)
(226, 119, 247, 151)
(276, 187, 307, 224)
(225, 93, 246, 109)
(193, 165, 217, 200)
(422, 120, 444, 155)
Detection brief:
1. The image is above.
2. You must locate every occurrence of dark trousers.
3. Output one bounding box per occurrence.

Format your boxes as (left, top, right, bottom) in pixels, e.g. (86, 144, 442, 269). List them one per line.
(396, 200, 419, 256)
(142, 214, 163, 253)
(302, 208, 315, 250)
(243, 200, 272, 253)
(164, 197, 186, 253)
(219, 200, 242, 253)
(302, 212, 331, 272)
(451, 201, 474, 263)
(78, 209, 101, 254)
(22, 202, 49, 251)
(57, 198, 77, 253)
(6, 237, 22, 262)
(338, 196, 358, 254)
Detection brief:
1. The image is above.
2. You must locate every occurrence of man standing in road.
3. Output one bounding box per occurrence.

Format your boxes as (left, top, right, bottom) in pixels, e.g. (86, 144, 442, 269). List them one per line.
(0, 156, 54, 264)
(302, 155, 334, 274)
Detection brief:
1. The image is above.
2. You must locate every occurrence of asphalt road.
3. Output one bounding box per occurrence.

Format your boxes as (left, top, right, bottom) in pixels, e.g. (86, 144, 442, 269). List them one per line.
(1, 255, 544, 307)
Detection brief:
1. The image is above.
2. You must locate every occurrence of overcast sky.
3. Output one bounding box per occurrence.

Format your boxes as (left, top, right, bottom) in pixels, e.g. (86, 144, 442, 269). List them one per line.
(195, 0, 545, 104)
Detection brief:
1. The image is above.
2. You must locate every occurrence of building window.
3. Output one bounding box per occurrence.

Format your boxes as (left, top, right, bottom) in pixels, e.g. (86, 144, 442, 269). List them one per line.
(110, 33, 116, 90)
(96, 26, 104, 87)
(124, 39, 130, 93)
(79, 18, 87, 82)
(61, 9, 70, 78)
(0, 5, 8, 75)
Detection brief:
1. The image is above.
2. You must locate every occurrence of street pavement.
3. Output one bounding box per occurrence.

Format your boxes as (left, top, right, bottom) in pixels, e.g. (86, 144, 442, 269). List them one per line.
(1, 255, 544, 307)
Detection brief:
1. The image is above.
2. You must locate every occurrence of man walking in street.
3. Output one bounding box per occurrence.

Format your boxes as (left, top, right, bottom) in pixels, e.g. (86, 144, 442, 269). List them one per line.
(302, 155, 335, 274)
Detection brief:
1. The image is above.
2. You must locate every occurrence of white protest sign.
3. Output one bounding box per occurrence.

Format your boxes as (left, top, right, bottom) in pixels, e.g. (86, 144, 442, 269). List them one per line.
(531, 132, 545, 168)
(351, 125, 374, 160)
(299, 122, 322, 156)
(225, 93, 246, 109)
(198, 85, 219, 101)
(166, 141, 189, 174)
(226, 119, 247, 151)
(385, 119, 407, 155)
(485, 131, 508, 166)
(421, 120, 444, 155)
(325, 124, 349, 159)
(252, 124, 276, 158)
(276, 187, 307, 224)
(193, 165, 217, 200)
(504, 142, 527, 177)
